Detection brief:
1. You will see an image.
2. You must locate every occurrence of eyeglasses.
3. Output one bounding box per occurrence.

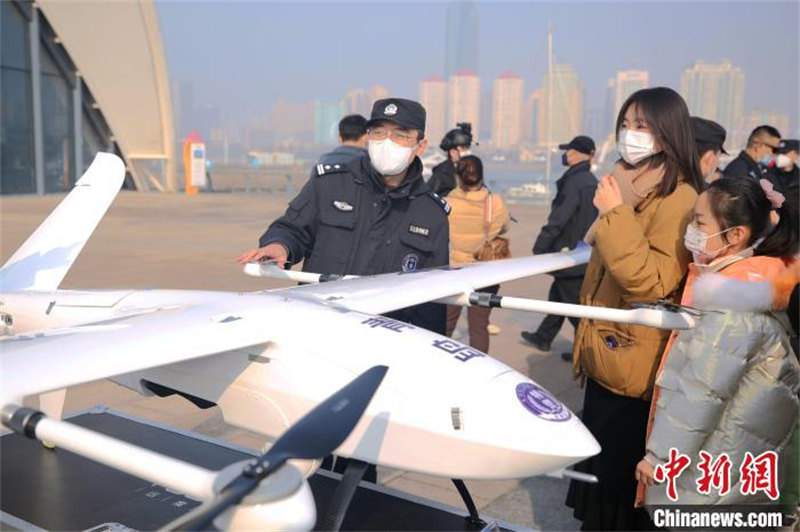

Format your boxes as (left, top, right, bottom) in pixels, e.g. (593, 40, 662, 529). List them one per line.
(761, 141, 780, 154)
(368, 128, 419, 145)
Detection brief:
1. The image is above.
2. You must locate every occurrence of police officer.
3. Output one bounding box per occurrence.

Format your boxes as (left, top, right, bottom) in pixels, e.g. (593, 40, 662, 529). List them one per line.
(238, 98, 450, 334)
(316, 114, 368, 168)
(723, 125, 781, 184)
(427, 123, 473, 197)
(691, 116, 727, 184)
(520, 135, 598, 360)
(775, 139, 799, 195)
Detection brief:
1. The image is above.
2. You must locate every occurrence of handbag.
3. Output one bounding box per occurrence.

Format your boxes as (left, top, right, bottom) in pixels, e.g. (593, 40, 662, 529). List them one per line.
(473, 194, 511, 261)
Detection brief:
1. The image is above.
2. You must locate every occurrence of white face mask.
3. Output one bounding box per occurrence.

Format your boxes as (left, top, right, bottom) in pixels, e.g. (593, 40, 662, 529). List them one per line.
(684, 224, 732, 265)
(776, 154, 793, 169)
(618, 129, 656, 165)
(368, 139, 415, 175)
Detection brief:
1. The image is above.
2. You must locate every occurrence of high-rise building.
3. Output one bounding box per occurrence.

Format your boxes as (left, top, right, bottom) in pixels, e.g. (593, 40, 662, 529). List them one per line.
(522, 90, 542, 144)
(603, 70, 649, 135)
(680, 60, 745, 151)
(538, 64, 584, 147)
(419, 74, 448, 146)
(448, 70, 481, 139)
(313, 100, 344, 145)
(491, 71, 524, 149)
(272, 99, 314, 144)
(369, 85, 390, 106)
(614, 70, 649, 122)
(344, 89, 371, 116)
(444, 1, 478, 79)
(743, 110, 791, 144)
(603, 78, 616, 135)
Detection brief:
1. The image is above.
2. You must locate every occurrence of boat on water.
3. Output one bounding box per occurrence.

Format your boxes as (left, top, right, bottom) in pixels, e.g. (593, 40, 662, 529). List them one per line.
(506, 182, 550, 203)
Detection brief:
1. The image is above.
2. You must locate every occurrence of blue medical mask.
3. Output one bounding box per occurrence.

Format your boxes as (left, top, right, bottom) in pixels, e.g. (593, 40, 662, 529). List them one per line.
(561, 153, 569, 166)
(759, 154, 774, 166)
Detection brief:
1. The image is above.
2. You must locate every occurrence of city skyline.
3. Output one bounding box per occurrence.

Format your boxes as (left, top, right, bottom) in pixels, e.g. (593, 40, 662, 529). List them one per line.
(159, 1, 798, 154)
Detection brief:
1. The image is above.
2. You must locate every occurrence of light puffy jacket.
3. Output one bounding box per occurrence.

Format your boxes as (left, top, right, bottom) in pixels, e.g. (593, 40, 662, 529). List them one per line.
(645, 258, 800, 505)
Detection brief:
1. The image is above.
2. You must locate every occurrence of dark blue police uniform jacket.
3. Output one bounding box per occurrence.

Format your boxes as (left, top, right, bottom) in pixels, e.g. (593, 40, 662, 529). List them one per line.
(260, 155, 450, 334)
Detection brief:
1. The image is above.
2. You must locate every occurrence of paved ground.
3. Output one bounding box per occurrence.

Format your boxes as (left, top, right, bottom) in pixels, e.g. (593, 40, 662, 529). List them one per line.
(0, 190, 585, 531)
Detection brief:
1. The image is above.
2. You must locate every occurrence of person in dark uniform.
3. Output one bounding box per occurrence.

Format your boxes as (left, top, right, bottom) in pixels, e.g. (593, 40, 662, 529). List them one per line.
(520, 135, 598, 360)
(775, 139, 799, 195)
(427, 122, 473, 197)
(316, 114, 368, 168)
(723, 125, 781, 184)
(691, 116, 727, 184)
(238, 98, 450, 335)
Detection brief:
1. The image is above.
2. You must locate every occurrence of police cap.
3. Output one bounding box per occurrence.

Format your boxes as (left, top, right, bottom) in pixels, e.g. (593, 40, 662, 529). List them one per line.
(366, 98, 426, 134)
(692, 116, 728, 155)
(777, 139, 799, 154)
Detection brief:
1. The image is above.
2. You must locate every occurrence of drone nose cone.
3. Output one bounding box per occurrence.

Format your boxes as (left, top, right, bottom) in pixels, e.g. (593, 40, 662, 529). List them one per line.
(460, 371, 600, 478)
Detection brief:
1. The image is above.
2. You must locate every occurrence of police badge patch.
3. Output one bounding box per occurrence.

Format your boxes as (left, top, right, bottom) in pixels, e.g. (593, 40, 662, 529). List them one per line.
(384, 103, 398, 116)
(401, 253, 419, 272)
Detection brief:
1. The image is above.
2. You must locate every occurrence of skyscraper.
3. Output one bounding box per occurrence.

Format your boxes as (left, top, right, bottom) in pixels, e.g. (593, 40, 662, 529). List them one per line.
(419, 74, 448, 146)
(538, 64, 584, 147)
(680, 60, 745, 150)
(603, 70, 649, 135)
(313, 99, 344, 145)
(744, 110, 791, 141)
(444, 1, 478, 80)
(522, 90, 542, 144)
(344, 89, 371, 116)
(448, 70, 481, 139)
(369, 85, 389, 106)
(491, 71, 524, 149)
(614, 70, 649, 121)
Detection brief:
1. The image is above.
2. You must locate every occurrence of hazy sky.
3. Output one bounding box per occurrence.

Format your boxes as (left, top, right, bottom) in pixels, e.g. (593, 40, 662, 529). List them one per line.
(157, 1, 799, 132)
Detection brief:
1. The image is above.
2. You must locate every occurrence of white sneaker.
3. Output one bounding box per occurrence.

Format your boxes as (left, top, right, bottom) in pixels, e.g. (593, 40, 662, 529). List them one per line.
(487, 323, 501, 335)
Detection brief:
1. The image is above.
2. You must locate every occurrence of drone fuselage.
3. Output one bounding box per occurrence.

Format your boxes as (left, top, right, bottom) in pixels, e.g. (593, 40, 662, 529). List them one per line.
(3, 288, 599, 479)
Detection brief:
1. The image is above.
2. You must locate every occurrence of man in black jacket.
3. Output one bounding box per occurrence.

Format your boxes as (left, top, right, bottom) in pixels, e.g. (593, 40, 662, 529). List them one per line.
(238, 98, 450, 334)
(723, 125, 781, 185)
(520, 136, 598, 359)
(315, 114, 368, 168)
(775, 139, 799, 195)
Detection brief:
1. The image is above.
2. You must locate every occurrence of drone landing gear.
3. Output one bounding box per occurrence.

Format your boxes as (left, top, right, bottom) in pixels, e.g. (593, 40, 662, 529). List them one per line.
(321, 458, 370, 531)
(452, 478, 487, 528)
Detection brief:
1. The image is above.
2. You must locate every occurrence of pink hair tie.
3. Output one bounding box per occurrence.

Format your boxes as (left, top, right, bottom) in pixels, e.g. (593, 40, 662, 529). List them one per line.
(759, 179, 785, 209)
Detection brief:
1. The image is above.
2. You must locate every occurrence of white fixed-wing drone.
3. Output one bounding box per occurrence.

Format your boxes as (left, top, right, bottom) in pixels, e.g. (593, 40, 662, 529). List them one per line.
(0, 154, 696, 530)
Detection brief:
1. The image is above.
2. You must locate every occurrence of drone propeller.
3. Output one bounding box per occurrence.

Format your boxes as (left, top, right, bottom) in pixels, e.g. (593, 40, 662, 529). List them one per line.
(163, 365, 389, 531)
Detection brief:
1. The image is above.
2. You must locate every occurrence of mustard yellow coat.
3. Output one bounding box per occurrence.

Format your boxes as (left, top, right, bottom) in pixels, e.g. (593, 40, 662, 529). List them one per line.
(572, 181, 698, 399)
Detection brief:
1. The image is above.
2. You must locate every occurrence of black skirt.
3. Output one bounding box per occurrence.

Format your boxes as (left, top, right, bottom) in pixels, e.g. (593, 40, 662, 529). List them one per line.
(565, 378, 656, 531)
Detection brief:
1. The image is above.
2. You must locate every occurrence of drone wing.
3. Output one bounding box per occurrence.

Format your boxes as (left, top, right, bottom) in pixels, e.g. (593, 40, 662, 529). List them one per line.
(0, 297, 276, 408)
(280, 246, 591, 315)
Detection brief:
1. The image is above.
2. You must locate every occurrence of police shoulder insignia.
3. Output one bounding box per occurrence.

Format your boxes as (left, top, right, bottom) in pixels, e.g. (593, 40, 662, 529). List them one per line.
(314, 162, 348, 178)
(428, 191, 451, 215)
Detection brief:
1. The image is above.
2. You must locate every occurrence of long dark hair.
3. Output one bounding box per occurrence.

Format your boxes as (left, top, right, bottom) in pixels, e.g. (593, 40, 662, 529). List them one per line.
(456, 155, 484, 190)
(706, 176, 799, 258)
(616, 87, 704, 196)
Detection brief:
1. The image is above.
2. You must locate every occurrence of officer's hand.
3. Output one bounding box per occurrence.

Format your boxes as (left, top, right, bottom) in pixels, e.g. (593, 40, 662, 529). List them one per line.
(237, 243, 289, 268)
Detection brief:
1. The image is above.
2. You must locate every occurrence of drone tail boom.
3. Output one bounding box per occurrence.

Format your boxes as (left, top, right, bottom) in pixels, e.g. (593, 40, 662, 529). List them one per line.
(0, 153, 125, 292)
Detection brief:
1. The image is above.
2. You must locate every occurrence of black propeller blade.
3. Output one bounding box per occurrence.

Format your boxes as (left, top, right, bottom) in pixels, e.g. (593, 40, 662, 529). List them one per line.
(163, 365, 389, 531)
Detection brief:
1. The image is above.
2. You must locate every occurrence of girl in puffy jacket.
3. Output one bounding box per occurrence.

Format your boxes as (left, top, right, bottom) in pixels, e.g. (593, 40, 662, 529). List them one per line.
(635, 176, 799, 506)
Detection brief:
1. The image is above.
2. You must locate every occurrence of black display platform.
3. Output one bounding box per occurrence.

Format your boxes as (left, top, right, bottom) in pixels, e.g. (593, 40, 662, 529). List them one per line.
(0, 407, 525, 531)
